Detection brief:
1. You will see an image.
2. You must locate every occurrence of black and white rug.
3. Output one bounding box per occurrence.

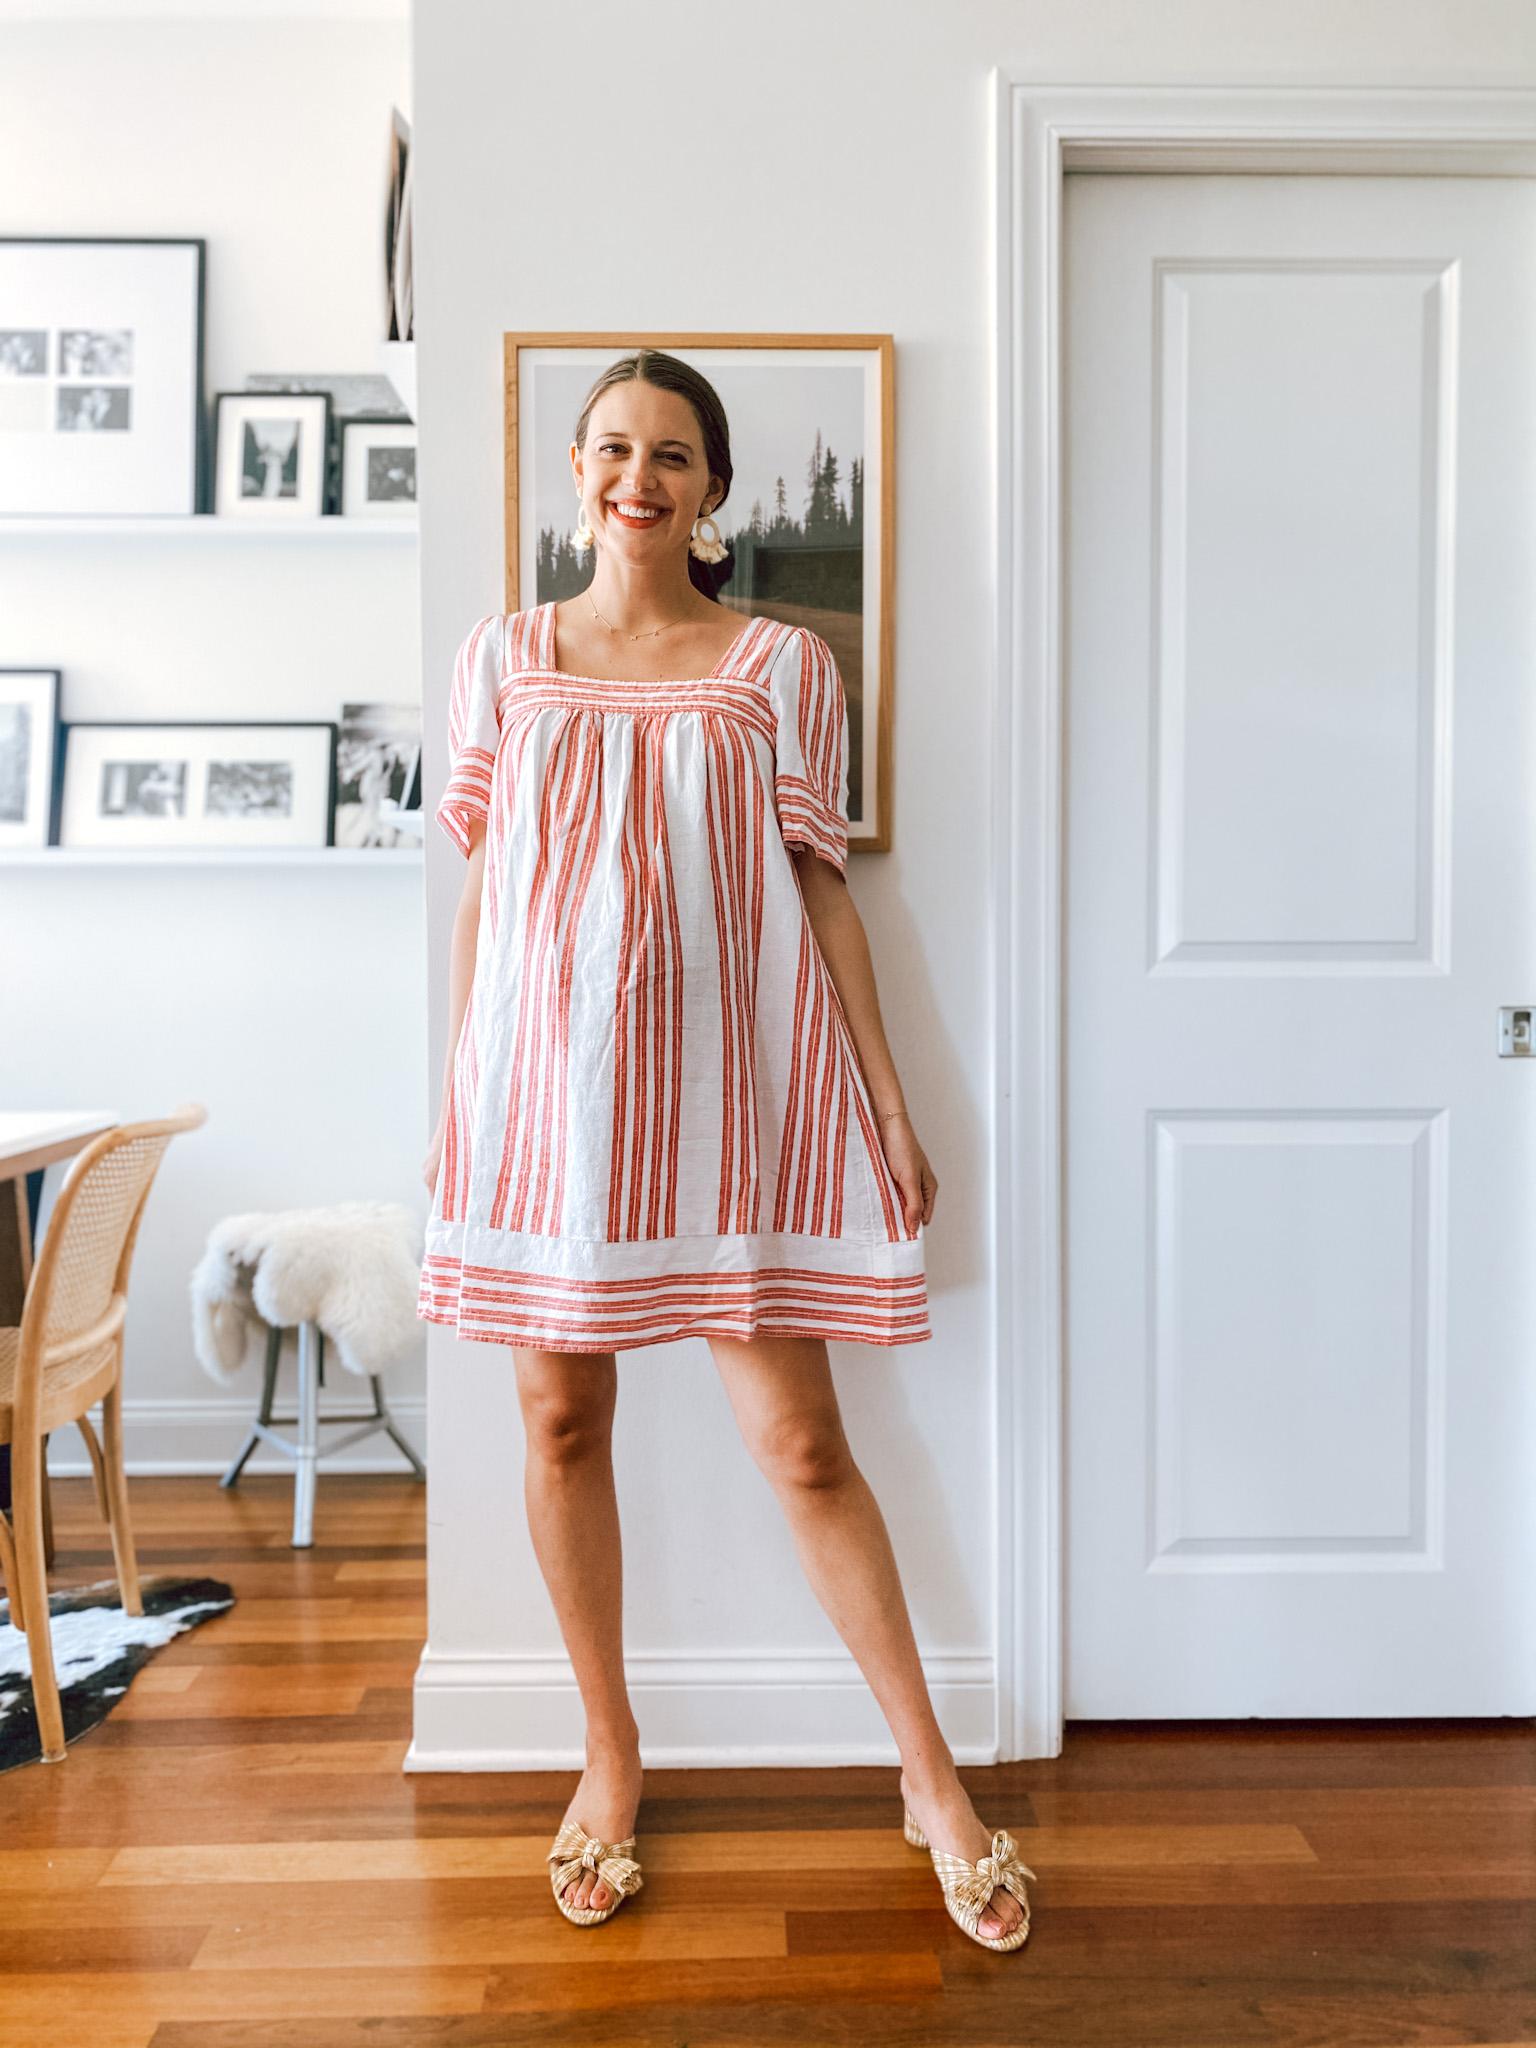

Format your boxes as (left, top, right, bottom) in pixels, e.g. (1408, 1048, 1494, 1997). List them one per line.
(0, 1574, 236, 1771)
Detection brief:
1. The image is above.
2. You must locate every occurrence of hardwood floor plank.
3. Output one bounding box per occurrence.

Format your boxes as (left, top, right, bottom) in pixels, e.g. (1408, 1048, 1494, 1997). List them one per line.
(6, 2024, 155, 2048)
(0, 1967, 492, 2024)
(188, 1905, 788, 1970)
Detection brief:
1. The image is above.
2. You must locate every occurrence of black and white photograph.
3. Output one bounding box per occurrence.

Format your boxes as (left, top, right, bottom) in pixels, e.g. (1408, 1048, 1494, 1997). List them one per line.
(340, 416, 417, 518)
(57, 383, 132, 432)
(0, 329, 47, 375)
(0, 707, 30, 821)
(507, 336, 892, 849)
(241, 417, 302, 499)
(206, 759, 295, 817)
(0, 668, 60, 850)
(334, 701, 421, 847)
(0, 237, 203, 513)
(59, 721, 336, 848)
(212, 391, 330, 518)
(99, 759, 186, 818)
(59, 327, 133, 377)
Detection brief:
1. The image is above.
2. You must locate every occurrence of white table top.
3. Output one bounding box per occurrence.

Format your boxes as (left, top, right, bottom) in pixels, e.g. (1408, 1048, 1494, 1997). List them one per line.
(0, 1111, 120, 1171)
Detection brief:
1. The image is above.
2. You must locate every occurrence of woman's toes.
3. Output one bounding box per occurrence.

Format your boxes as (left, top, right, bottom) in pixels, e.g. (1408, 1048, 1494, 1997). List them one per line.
(979, 1890, 1020, 1937)
(591, 1881, 610, 1907)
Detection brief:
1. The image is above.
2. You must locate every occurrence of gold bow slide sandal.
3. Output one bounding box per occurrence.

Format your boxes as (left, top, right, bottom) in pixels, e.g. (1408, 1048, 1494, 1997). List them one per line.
(546, 1815, 645, 1927)
(903, 1802, 1036, 1953)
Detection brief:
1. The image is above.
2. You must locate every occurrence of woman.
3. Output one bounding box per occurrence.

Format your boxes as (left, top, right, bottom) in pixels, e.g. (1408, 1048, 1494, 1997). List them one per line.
(419, 350, 1033, 1953)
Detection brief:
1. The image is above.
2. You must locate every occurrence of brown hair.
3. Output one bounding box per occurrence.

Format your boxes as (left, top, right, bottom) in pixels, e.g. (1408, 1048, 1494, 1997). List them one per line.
(573, 349, 733, 596)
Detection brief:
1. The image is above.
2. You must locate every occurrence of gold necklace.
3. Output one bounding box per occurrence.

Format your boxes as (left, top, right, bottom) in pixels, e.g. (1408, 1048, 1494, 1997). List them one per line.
(585, 591, 695, 643)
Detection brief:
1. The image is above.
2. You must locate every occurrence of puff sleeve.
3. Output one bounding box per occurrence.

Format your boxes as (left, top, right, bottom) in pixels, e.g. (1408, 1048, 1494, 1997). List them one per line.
(434, 613, 504, 855)
(768, 625, 850, 874)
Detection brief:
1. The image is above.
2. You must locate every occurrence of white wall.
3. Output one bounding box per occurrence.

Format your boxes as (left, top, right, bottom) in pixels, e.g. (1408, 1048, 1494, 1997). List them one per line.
(0, 13, 428, 1473)
(405, 0, 1532, 1767)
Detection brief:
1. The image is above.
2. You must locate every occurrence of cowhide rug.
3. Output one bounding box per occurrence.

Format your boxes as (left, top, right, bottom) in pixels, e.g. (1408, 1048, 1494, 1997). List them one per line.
(0, 1574, 235, 1770)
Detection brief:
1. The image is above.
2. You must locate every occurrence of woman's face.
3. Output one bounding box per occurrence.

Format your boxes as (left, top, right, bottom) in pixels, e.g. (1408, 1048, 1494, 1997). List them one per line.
(571, 382, 722, 557)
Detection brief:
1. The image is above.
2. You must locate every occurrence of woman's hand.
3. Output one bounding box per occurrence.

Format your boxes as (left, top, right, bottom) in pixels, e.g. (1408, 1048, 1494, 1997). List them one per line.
(421, 1116, 446, 1195)
(879, 1111, 936, 1232)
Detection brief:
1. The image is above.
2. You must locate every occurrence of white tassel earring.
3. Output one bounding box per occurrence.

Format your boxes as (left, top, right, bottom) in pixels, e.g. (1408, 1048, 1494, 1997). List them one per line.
(689, 509, 728, 564)
(571, 493, 595, 554)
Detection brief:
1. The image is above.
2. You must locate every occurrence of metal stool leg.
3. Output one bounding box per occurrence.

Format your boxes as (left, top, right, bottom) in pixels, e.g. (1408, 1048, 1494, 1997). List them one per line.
(292, 1320, 320, 1548)
(220, 1323, 281, 1489)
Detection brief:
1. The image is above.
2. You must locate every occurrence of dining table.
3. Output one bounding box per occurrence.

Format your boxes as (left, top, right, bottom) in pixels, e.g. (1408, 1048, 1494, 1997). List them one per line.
(0, 1110, 121, 1546)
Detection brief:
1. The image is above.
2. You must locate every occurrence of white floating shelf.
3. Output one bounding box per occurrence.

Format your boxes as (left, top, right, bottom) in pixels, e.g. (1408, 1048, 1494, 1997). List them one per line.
(1, 847, 424, 868)
(0, 514, 418, 539)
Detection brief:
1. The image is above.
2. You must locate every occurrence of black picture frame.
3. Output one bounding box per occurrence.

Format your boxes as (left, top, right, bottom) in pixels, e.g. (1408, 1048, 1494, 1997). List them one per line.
(55, 719, 339, 848)
(211, 390, 333, 518)
(339, 413, 417, 517)
(0, 235, 206, 514)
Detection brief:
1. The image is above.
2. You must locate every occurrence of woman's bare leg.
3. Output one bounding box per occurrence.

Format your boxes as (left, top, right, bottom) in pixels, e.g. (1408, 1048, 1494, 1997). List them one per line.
(514, 1346, 642, 1914)
(705, 1331, 1024, 1940)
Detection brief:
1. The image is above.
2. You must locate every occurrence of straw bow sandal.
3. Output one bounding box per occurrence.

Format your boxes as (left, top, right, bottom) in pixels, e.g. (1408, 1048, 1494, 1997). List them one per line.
(546, 1815, 645, 1927)
(903, 1800, 1036, 1953)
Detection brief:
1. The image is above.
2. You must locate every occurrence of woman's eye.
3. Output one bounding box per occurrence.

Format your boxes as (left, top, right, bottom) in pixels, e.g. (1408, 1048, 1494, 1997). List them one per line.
(600, 444, 685, 461)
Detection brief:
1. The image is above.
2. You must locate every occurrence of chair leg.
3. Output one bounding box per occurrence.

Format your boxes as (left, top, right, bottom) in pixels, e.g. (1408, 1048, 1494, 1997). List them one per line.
(76, 1413, 110, 1520)
(0, 1502, 23, 1631)
(292, 1320, 319, 1549)
(13, 1433, 65, 1762)
(101, 1368, 143, 1617)
(40, 1434, 54, 1571)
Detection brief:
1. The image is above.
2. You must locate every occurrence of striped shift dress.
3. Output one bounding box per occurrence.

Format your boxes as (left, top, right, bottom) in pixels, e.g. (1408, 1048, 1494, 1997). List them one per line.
(416, 599, 930, 1352)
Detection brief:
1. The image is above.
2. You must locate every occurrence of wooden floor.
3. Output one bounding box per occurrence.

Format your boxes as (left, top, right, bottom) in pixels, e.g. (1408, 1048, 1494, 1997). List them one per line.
(3, 1475, 1533, 2048)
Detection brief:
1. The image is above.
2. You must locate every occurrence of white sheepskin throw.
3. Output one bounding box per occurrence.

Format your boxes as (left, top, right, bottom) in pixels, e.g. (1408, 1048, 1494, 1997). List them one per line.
(189, 1201, 424, 1385)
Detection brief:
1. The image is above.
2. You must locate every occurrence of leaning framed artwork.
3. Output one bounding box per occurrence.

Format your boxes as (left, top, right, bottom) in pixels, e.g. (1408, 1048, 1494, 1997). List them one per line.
(503, 332, 895, 855)
(57, 721, 337, 849)
(0, 236, 205, 514)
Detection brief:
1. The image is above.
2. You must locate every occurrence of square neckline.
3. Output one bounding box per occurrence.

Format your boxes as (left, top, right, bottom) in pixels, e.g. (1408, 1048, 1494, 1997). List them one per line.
(537, 599, 761, 687)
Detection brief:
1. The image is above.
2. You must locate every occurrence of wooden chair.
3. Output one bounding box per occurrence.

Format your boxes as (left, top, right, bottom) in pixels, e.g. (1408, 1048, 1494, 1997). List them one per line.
(0, 1103, 207, 1761)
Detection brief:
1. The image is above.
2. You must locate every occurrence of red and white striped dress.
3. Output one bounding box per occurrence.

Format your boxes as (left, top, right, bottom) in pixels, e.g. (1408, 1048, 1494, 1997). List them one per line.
(417, 600, 930, 1352)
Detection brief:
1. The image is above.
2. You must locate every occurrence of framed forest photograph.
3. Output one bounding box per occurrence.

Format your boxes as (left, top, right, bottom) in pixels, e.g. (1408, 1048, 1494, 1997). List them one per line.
(503, 332, 894, 853)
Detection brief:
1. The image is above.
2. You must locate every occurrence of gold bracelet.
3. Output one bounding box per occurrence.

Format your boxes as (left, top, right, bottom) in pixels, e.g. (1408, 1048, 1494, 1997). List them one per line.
(876, 1108, 909, 1124)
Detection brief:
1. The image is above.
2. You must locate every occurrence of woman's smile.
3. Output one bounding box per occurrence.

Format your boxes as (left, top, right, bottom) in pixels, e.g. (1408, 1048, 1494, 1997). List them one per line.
(606, 497, 669, 529)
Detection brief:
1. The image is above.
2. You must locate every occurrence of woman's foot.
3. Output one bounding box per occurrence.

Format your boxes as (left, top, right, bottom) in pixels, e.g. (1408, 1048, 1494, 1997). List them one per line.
(558, 1744, 644, 1913)
(899, 1766, 1027, 1941)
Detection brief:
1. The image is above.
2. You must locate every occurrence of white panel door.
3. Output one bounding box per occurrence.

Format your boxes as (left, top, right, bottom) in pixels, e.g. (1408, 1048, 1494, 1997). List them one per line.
(1064, 172, 1536, 1716)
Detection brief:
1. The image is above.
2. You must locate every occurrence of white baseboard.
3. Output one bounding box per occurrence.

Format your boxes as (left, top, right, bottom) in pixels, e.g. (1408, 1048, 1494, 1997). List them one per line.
(43, 1395, 427, 1478)
(405, 1645, 997, 1770)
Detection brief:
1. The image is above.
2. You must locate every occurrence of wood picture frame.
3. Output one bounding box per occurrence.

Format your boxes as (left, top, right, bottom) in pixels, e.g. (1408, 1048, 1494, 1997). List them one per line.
(502, 332, 895, 855)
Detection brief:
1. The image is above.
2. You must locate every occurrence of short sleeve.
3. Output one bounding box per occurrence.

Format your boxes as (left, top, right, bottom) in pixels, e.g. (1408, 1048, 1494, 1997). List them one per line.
(768, 626, 850, 874)
(434, 613, 504, 855)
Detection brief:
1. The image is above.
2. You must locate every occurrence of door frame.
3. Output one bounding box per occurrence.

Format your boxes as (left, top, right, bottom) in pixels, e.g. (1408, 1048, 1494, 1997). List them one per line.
(989, 80, 1536, 1758)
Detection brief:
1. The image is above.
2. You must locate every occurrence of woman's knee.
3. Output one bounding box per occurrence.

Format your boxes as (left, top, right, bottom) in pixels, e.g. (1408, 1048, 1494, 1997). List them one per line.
(515, 1354, 615, 1466)
(751, 1412, 855, 1493)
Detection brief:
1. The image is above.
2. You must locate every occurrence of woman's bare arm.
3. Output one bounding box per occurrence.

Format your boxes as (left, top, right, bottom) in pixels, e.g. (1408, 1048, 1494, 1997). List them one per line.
(423, 822, 487, 1187)
(792, 849, 936, 1229)
(441, 830, 487, 1096)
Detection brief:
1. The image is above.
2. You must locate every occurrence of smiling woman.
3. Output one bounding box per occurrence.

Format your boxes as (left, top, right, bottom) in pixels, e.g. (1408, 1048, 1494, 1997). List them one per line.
(419, 350, 1028, 1949)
